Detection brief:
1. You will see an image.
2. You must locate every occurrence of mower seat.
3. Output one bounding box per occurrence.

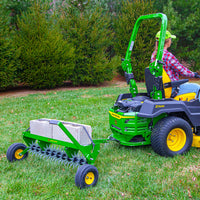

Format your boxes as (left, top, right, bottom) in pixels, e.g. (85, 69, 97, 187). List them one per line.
(145, 67, 196, 101)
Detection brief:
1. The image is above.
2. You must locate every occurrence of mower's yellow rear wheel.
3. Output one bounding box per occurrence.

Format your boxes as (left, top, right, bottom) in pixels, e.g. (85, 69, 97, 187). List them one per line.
(151, 116, 193, 157)
(75, 164, 99, 189)
(167, 128, 187, 151)
(7, 143, 28, 162)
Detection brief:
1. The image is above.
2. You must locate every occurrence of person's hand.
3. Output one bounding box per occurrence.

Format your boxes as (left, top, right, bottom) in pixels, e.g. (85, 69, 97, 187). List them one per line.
(194, 72, 200, 78)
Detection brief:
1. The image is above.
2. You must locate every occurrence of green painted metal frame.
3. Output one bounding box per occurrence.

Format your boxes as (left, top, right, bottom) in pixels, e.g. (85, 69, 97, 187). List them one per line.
(109, 109, 152, 146)
(21, 121, 108, 165)
(122, 13, 167, 99)
(109, 109, 167, 146)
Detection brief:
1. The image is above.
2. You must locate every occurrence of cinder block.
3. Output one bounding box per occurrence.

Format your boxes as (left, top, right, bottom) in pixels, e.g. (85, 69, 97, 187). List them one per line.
(30, 119, 53, 138)
(53, 122, 92, 145)
(30, 119, 92, 146)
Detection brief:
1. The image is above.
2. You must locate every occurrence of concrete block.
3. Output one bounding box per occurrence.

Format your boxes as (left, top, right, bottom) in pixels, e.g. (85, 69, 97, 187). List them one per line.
(30, 119, 53, 138)
(30, 119, 92, 146)
(53, 122, 92, 145)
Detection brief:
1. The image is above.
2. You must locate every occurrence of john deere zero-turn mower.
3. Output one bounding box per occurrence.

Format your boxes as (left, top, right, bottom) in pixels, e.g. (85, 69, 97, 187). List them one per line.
(109, 13, 200, 157)
(6, 13, 200, 189)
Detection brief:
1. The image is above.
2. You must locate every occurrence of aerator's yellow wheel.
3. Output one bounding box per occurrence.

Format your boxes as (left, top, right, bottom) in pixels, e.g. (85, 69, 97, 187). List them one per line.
(75, 164, 99, 189)
(151, 116, 193, 157)
(14, 149, 24, 160)
(7, 143, 28, 162)
(85, 172, 95, 185)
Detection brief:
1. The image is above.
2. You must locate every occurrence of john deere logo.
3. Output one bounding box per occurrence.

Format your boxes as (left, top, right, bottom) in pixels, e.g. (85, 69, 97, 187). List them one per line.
(115, 120, 117, 125)
(48, 139, 57, 143)
(155, 105, 165, 108)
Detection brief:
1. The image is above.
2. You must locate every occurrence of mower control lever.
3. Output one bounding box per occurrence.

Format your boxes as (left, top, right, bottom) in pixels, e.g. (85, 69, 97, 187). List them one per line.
(125, 72, 134, 84)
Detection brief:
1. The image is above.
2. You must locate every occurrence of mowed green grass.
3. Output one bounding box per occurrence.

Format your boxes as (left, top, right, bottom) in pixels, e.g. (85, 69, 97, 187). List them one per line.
(0, 82, 200, 200)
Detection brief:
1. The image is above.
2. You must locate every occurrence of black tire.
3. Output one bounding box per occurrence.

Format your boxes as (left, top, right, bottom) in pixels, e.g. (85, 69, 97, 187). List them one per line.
(7, 143, 28, 162)
(151, 116, 193, 157)
(75, 164, 99, 189)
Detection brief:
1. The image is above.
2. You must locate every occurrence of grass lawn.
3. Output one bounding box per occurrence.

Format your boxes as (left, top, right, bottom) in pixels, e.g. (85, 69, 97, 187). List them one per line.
(0, 82, 200, 199)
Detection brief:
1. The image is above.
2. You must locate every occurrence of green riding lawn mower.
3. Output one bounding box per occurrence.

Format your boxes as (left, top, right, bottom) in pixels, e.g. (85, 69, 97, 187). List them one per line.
(6, 13, 200, 189)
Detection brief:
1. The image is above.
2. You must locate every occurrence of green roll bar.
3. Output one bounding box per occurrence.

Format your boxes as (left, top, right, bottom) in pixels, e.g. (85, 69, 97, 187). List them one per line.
(122, 13, 167, 99)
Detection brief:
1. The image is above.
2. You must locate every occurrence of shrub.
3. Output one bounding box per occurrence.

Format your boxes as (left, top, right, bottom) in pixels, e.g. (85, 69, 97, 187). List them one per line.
(113, 0, 159, 81)
(2, 0, 35, 30)
(15, 2, 75, 89)
(87, 0, 123, 15)
(0, 4, 18, 90)
(153, 0, 168, 12)
(58, 2, 118, 86)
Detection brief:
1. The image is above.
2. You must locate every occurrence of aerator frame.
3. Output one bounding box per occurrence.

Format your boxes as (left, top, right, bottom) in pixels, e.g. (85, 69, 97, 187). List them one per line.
(7, 120, 108, 189)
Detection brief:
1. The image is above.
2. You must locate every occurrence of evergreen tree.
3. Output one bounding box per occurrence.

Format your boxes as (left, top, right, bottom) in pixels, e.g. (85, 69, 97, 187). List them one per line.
(15, 2, 75, 89)
(0, 3, 18, 90)
(58, 1, 118, 86)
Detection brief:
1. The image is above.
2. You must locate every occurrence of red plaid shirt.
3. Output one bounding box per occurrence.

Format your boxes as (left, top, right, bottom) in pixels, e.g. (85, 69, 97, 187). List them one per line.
(151, 49, 195, 81)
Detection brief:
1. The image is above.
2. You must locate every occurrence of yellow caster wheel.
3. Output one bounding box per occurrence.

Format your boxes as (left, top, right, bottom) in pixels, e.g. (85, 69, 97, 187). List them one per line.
(7, 143, 28, 162)
(75, 164, 99, 189)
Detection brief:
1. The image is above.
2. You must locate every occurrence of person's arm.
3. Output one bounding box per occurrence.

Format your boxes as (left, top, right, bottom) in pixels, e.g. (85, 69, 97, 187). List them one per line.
(167, 53, 195, 77)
